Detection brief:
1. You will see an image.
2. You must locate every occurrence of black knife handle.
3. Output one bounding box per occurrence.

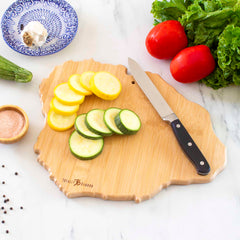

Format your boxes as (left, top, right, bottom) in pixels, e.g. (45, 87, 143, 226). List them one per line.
(170, 119, 210, 175)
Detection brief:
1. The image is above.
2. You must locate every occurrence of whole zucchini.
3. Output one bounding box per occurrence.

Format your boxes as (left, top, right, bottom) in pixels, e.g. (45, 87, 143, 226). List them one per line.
(0, 55, 32, 83)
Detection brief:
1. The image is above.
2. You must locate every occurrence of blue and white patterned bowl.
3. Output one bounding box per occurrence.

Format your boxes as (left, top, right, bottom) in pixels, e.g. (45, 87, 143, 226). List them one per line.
(1, 0, 78, 56)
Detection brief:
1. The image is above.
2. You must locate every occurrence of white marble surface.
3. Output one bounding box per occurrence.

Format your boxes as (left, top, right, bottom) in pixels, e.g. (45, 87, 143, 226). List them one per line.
(0, 0, 240, 239)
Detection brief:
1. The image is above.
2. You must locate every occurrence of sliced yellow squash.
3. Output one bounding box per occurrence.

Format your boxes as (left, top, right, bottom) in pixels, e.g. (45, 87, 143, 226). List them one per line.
(90, 72, 121, 100)
(68, 74, 92, 95)
(54, 83, 85, 105)
(51, 98, 79, 116)
(47, 109, 77, 131)
(50, 99, 54, 109)
(79, 71, 95, 93)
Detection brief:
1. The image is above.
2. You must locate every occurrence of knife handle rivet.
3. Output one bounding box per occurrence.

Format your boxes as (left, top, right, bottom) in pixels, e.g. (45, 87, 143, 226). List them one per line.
(176, 124, 181, 128)
(187, 142, 192, 147)
(200, 161, 205, 166)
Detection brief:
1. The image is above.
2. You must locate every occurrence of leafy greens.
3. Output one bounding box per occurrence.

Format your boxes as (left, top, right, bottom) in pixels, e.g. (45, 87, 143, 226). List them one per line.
(151, 0, 240, 89)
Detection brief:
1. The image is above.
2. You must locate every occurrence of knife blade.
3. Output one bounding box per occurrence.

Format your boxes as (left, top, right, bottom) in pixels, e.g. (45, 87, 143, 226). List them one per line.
(128, 58, 210, 175)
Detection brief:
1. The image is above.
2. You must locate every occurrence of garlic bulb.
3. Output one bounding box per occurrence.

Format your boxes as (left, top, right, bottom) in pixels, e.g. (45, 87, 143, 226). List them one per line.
(21, 21, 48, 47)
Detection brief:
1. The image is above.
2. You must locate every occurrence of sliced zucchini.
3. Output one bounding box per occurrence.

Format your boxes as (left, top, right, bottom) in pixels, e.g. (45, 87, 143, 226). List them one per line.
(85, 109, 112, 136)
(114, 109, 141, 135)
(69, 131, 104, 160)
(104, 107, 124, 135)
(75, 114, 102, 139)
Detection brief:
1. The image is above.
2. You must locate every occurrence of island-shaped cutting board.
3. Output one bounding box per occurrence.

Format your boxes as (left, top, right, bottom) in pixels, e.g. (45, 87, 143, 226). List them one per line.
(34, 59, 226, 203)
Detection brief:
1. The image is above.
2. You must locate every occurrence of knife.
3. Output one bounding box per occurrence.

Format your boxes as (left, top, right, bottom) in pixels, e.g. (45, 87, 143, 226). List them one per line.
(128, 58, 210, 175)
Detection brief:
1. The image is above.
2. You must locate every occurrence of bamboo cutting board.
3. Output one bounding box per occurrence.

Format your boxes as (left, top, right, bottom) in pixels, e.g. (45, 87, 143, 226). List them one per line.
(34, 59, 226, 202)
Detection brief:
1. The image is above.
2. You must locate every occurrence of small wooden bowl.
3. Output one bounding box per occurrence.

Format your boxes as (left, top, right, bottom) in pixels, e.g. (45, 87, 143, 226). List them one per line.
(0, 105, 29, 144)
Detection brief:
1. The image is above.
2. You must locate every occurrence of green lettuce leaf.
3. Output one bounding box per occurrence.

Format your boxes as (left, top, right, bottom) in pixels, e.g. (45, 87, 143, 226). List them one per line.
(217, 24, 240, 85)
(180, 1, 235, 47)
(201, 65, 233, 89)
(151, 0, 194, 24)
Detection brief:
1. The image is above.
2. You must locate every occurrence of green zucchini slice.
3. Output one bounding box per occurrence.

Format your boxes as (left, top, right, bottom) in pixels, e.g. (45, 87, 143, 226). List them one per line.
(114, 109, 141, 135)
(103, 107, 124, 135)
(69, 131, 104, 160)
(85, 109, 112, 136)
(75, 114, 102, 139)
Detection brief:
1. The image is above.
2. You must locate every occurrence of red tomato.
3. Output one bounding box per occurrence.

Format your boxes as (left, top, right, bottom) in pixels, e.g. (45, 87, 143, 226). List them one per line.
(145, 20, 188, 59)
(170, 45, 216, 83)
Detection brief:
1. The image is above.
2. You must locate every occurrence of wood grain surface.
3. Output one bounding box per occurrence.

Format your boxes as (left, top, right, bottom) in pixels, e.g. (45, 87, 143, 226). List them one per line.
(34, 59, 226, 202)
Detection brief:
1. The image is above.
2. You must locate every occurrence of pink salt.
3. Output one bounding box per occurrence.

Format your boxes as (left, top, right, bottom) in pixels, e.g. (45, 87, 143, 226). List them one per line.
(0, 110, 25, 139)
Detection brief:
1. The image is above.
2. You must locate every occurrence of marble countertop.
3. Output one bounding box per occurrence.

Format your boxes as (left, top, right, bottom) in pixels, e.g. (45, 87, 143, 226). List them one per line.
(0, 0, 240, 239)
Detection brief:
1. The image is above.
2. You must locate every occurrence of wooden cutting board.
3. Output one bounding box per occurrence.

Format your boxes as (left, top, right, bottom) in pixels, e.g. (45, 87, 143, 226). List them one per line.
(34, 59, 226, 202)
